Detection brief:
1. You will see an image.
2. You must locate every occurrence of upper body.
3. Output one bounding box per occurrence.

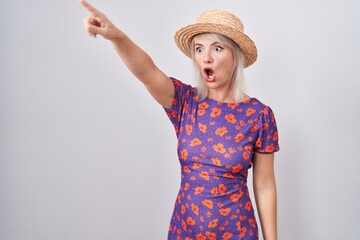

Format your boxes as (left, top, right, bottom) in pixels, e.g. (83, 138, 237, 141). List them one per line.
(80, 1, 279, 239)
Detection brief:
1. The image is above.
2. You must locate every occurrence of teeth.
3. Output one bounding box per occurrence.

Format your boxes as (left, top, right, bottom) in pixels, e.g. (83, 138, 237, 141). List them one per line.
(205, 69, 214, 78)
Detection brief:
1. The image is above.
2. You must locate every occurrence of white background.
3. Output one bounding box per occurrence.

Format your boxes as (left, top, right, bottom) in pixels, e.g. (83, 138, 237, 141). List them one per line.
(1, 0, 360, 239)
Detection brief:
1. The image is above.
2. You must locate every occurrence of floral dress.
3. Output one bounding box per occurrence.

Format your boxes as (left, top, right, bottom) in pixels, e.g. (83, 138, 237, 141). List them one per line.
(164, 78, 280, 240)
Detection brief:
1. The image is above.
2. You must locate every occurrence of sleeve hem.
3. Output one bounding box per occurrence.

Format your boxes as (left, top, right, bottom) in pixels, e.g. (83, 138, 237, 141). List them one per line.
(255, 147, 280, 154)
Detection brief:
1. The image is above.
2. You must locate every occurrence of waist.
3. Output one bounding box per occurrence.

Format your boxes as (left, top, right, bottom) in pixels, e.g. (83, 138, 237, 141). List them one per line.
(180, 173, 248, 199)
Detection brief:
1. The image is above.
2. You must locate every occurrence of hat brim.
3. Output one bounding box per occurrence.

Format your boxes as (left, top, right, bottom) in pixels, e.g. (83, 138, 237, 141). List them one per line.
(174, 23, 257, 68)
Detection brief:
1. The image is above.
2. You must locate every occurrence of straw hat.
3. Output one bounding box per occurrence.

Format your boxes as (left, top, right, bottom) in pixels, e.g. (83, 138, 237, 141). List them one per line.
(174, 10, 257, 68)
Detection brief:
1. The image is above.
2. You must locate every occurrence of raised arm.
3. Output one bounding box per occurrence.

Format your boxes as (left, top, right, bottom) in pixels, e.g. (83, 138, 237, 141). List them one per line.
(253, 153, 277, 240)
(79, 0, 174, 108)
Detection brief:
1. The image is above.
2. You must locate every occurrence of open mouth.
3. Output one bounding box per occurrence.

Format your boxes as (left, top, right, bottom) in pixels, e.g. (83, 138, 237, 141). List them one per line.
(204, 68, 215, 82)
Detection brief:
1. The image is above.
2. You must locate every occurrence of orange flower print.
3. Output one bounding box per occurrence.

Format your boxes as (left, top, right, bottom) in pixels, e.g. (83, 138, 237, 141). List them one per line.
(171, 110, 177, 119)
(255, 138, 262, 149)
(244, 145, 252, 152)
(273, 131, 279, 141)
(193, 162, 203, 169)
(222, 232, 233, 240)
(211, 187, 219, 196)
(208, 218, 219, 228)
(228, 147, 236, 154)
(184, 182, 190, 191)
(205, 231, 217, 240)
(263, 106, 269, 115)
(197, 109, 206, 116)
(194, 186, 204, 195)
(251, 122, 260, 132)
(180, 149, 188, 160)
(184, 238, 193, 240)
(218, 183, 227, 194)
(183, 166, 190, 173)
(245, 201, 252, 211)
(232, 164, 243, 173)
(235, 133, 245, 142)
(185, 124, 192, 135)
(236, 221, 241, 231)
(227, 103, 239, 109)
(210, 107, 222, 118)
(262, 123, 269, 131)
(213, 143, 226, 154)
(191, 203, 199, 215)
(217, 203, 225, 209)
(246, 107, 256, 117)
(199, 171, 210, 180)
(195, 233, 206, 240)
(186, 216, 196, 226)
(199, 102, 209, 109)
(248, 218, 256, 228)
(181, 204, 186, 215)
(266, 144, 275, 152)
(190, 138, 202, 147)
(201, 146, 207, 153)
(223, 172, 235, 179)
(225, 113, 236, 124)
(182, 219, 187, 231)
(202, 199, 214, 209)
(198, 123, 207, 133)
(230, 192, 243, 203)
(240, 226, 247, 238)
(215, 127, 228, 137)
(243, 151, 250, 160)
(211, 157, 222, 167)
(219, 208, 231, 216)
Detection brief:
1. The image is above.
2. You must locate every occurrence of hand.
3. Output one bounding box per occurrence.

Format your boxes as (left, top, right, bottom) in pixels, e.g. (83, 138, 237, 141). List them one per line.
(79, 0, 124, 40)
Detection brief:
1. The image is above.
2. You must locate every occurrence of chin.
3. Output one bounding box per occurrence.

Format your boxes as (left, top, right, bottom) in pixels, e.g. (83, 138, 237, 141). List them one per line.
(205, 82, 220, 89)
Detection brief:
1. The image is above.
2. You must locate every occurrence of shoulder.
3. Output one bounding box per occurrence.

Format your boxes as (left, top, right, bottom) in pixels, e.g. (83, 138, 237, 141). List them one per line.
(245, 97, 273, 115)
(170, 77, 197, 98)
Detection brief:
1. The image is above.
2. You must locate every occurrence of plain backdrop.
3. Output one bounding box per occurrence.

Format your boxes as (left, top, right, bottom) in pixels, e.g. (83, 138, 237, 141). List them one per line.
(1, 0, 360, 239)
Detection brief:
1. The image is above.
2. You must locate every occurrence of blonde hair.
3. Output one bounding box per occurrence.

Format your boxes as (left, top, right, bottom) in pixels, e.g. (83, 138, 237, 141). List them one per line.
(191, 33, 246, 102)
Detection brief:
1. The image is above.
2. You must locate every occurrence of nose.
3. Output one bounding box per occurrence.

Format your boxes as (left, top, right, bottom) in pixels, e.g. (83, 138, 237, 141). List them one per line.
(203, 50, 213, 64)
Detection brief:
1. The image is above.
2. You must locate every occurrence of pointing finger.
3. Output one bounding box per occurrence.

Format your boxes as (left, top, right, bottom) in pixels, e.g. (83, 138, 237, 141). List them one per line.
(79, 0, 102, 17)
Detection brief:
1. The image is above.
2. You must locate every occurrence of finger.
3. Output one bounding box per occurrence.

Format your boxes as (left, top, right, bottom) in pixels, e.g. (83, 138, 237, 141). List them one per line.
(88, 16, 103, 28)
(83, 16, 100, 35)
(79, 0, 102, 17)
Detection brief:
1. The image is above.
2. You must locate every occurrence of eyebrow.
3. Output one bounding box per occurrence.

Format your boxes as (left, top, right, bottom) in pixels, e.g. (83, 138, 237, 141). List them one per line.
(194, 41, 223, 47)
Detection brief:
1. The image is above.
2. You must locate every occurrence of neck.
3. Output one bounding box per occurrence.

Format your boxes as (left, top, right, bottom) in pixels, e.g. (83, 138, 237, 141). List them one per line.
(207, 89, 234, 103)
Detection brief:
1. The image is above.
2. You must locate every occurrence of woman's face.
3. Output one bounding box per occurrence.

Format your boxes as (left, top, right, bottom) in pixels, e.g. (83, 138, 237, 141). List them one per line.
(193, 34, 235, 95)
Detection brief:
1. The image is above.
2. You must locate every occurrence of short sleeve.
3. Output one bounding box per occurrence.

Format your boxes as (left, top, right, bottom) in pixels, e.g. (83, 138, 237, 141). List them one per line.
(254, 106, 280, 153)
(164, 78, 193, 137)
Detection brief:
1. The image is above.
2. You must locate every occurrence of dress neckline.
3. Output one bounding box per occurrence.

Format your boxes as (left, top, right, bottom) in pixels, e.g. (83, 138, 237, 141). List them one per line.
(203, 96, 256, 106)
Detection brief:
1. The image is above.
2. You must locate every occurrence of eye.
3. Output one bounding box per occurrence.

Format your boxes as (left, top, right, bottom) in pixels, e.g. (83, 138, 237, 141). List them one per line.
(214, 46, 224, 52)
(195, 47, 203, 53)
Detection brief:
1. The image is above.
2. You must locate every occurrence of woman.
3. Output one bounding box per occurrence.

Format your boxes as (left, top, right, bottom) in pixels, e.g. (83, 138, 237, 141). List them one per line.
(80, 1, 279, 239)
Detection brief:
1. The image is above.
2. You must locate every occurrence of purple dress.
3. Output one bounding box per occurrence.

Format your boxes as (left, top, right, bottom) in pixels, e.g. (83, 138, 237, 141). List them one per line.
(164, 78, 279, 240)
